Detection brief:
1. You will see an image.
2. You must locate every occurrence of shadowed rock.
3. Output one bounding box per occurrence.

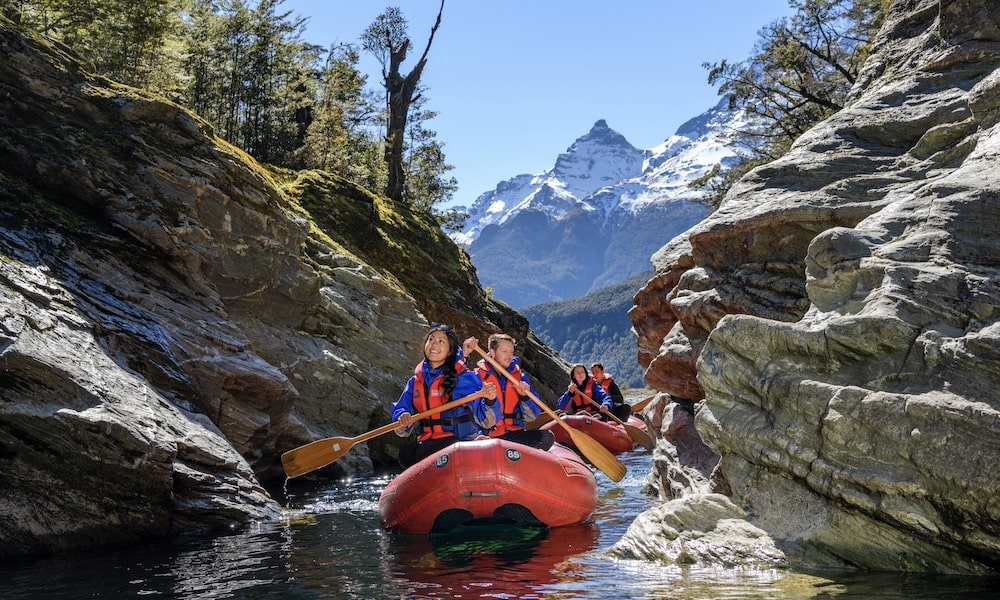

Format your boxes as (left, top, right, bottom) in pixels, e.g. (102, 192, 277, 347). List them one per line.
(0, 17, 568, 556)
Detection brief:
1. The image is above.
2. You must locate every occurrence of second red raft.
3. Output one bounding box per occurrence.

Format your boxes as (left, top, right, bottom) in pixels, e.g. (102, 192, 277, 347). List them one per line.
(541, 414, 647, 454)
(378, 437, 598, 534)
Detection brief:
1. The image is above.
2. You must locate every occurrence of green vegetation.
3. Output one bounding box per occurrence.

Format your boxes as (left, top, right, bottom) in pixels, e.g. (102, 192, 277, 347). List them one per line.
(282, 169, 483, 316)
(521, 271, 654, 388)
(698, 0, 887, 207)
(2, 0, 892, 391)
(6, 0, 457, 223)
(360, 2, 455, 208)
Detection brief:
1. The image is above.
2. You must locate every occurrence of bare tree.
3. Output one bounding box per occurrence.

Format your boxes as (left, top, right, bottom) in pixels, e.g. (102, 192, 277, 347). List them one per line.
(361, 0, 444, 204)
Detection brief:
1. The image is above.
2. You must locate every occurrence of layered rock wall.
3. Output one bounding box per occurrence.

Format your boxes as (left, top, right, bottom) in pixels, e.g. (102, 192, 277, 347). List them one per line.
(626, 0, 1000, 571)
(0, 17, 565, 556)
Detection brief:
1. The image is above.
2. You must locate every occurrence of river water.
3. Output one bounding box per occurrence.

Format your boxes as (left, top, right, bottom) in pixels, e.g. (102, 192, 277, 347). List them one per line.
(1, 450, 998, 598)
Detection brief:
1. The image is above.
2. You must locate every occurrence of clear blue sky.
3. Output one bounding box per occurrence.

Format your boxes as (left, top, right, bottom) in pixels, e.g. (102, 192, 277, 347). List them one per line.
(281, 0, 795, 207)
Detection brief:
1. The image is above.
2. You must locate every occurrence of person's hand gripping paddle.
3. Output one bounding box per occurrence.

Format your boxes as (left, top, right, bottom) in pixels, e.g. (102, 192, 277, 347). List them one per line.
(473, 344, 626, 482)
(280, 390, 485, 478)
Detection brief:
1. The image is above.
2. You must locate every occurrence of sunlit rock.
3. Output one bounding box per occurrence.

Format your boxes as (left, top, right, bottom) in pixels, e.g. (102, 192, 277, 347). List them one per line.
(0, 17, 567, 556)
(630, 0, 1000, 572)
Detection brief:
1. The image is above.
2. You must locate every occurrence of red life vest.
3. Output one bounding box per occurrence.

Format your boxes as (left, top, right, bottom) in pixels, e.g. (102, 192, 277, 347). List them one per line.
(476, 361, 525, 436)
(598, 374, 615, 394)
(411, 361, 472, 441)
(567, 380, 601, 415)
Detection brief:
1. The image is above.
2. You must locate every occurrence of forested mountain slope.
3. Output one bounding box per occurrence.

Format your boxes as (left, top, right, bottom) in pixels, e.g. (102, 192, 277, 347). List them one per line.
(521, 271, 653, 388)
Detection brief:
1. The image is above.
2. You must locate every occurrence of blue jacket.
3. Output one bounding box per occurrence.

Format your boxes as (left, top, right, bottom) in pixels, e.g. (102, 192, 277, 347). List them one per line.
(392, 360, 498, 440)
(557, 377, 613, 414)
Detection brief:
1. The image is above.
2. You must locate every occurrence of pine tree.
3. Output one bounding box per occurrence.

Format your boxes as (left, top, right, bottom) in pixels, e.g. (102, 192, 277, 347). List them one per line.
(297, 43, 379, 178)
(14, 0, 185, 90)
(700, 0, 887, 206)
(403, 96, 456, 211)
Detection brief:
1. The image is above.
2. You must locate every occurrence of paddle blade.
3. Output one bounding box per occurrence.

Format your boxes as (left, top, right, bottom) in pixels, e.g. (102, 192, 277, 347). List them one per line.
(630, 395, 654, 413)
(526, 412, 553, 429)
(281, 436, 354, 478)
(568, 429, 626, 482)
(625, 424, 655, 450)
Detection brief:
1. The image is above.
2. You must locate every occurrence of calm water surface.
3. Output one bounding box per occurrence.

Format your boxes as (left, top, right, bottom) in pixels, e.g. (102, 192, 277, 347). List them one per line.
(2, 451, 997, 599)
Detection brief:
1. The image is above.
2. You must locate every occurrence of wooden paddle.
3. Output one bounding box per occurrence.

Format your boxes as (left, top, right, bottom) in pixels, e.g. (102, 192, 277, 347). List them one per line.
(630, 395, 655, 413)
(577, 391, 655, 450)
(527, 394, 655, 429)
(280, 390, 485, 478)
(473, 344, 626, 482)
(525, 411, 553, 429)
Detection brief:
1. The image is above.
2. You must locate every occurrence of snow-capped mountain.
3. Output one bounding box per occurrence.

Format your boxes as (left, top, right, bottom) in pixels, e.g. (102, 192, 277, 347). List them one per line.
(453, 99, 745, 247)
(451, 119, 646, 245)
(456, 99, 745, 308)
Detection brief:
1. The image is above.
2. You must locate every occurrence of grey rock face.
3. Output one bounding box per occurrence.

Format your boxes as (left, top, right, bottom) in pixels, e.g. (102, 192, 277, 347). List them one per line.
(628, 0, 1000, 572)
(1, 7, 576, 556)
(0, 232, 285, 553)
(0, 21, 427, 555)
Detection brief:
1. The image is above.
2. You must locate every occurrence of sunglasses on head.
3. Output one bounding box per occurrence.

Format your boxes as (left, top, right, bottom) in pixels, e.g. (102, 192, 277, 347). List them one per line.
(430, 322, 452, 332)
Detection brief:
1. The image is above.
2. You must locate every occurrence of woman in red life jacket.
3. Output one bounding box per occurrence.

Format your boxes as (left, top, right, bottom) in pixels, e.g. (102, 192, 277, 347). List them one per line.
(464, 333, 555, 451)
(392, 323, 498, 468)
(556, 363, 614, 420)
(591, 362, 631, 421)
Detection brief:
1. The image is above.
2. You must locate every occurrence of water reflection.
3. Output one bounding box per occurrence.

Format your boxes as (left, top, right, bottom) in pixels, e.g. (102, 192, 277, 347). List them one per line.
(3, 450, 1000, 599)
(165, 528, 295, 598)
(381, 523, 601, 597)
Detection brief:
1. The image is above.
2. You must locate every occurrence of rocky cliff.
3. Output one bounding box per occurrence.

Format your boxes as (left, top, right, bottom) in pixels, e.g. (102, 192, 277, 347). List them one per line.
(623, 0, 1000, 573)
(0, 18, 568, 556)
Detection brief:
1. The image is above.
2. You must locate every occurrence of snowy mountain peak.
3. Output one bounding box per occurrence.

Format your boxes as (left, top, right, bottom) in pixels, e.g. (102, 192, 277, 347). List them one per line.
(571, 119, 632, 148)
(451, 120, 646, 245)
(551, 120, 647, 199)
(451, 102, 743, 247)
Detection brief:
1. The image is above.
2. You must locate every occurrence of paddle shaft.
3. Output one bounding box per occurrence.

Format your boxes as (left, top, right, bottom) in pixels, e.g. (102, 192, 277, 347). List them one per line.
(355, 390, 485, 445)
(281, 390, 484, 478)
(577, 390, 655, 450)
(473, 344, 626, 482)
(528, 395, 654, 429)
(472, 344, 558, 425)
(576, 389, 622, 423)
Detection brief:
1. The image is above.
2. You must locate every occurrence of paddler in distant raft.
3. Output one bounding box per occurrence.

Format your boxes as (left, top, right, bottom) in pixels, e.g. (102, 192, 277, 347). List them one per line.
(463, 333, 556, 451)
(392, 323, 498, 468)
(556, 363, 614, 420)
(590, 362, 632, 421)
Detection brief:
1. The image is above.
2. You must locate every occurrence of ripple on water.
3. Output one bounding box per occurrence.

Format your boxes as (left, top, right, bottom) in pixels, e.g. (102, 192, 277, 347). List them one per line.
(4, 450, 1000, 598)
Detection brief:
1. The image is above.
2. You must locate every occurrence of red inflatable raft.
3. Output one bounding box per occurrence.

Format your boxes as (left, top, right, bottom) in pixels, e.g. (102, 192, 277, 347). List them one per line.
(378, 437, 597, 534)
(541, 414, 647, 454)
